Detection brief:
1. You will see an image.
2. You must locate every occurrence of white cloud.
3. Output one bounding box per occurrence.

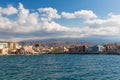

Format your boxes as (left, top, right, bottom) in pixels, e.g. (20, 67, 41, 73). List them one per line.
(1, 3, 120, 41)
(85, 14, 120, 36)
(0, 16, 13, 29)
(18, 3, 39, 25)
(38, 7, 61, 21)
(0, 3, 67, 34)
(0, 5, 18, 15)
(17, 3, 29, 24)
(62, 10, 97, 19)
(41, 21, 69, 32)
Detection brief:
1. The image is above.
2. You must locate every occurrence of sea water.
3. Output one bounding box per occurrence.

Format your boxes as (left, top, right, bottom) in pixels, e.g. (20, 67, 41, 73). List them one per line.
(0, 54, 120, 80)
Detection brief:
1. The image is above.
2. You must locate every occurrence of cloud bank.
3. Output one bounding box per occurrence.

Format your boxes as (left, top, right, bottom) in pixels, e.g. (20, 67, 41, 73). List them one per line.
(0, 3, 120, 41)
(61, 10, 97, 19)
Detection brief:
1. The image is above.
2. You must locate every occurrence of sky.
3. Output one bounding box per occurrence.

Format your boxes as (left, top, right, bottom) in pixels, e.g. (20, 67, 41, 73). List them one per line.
(0, 0, 120, 41)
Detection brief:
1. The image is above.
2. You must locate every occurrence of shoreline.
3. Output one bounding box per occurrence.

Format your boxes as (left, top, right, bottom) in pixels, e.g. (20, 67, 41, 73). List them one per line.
(0, 52, 120, 56)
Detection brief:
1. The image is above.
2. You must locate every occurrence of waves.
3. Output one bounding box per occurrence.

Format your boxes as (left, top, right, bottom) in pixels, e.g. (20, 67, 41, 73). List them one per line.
(0, 54, 120, 79)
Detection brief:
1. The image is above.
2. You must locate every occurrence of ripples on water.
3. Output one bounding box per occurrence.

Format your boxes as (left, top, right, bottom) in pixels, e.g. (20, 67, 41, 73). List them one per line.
(0, 54, 120, 80)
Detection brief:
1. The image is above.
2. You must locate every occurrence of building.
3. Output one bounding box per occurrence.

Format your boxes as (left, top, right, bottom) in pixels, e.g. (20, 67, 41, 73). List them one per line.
(0, 41, 22, 54)
(8, 42, 21, 53)
(51, 46, 66, 53)
(104, 44, 117, 53)
(68, 45, 88, 53)
(87, 45, 104, 53)
(0, 48, 9, 55)
(64, 47, 69, 53)
(0, 42, 9, 54)
(8, 42, 20, 49)
(0, 42, 8, 49)
(17, 45, 38, 55)
(69, 46, 80, 53)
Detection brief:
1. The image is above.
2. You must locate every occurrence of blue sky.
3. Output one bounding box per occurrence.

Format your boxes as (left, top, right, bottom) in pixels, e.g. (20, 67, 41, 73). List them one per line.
(1, 0, 120, 15)
(0, 0, 120, 41)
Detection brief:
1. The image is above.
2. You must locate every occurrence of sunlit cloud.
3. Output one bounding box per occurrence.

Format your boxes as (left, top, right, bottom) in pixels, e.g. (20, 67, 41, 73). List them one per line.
(0, 3, 120, 41)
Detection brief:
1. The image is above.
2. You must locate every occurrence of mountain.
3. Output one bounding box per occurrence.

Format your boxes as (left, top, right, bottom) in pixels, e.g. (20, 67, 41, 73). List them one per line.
(19, 38, 93, 47)
(18, 38, 115, 47)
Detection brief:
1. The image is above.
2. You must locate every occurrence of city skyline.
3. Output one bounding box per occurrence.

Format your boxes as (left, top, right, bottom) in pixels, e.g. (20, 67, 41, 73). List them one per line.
(0, 0, 120, 41)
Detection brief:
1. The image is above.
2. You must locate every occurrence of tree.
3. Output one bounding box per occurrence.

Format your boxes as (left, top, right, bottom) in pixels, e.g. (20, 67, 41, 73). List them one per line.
(34, 44, 39, 47)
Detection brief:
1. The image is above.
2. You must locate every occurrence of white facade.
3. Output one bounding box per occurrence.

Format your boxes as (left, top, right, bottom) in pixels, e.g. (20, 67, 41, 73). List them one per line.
(87, 45, 104, 52)
(0, 43, 8, 49)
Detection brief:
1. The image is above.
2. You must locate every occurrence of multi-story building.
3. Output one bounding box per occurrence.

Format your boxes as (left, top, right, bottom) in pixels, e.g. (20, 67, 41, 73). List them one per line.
(0, 42, 8, 49)
(0, 48, 9, 55)
(68, 45, 88, 53)
(8, 42, 21, 53)
(17, 45, 38, 54)
(8, 42, 20, 49)
(0, 42, 9, 54)
(69, 46, 80, 53)
(0, 41, 21, 54)
(87, 45, 104, 53)
(104, 44, 117, 53)
(51, 46, 66, 53)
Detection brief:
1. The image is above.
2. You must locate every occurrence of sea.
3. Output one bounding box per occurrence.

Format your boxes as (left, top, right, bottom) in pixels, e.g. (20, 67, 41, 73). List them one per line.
(0, 54, 120, 80)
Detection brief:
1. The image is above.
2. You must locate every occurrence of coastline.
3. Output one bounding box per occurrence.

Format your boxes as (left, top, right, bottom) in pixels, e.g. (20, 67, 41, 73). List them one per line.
(0, 52, 120, 56)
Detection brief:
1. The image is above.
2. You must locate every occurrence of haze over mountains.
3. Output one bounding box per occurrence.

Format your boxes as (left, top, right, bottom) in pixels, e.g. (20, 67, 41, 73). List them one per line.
(19, 38, 119, 46)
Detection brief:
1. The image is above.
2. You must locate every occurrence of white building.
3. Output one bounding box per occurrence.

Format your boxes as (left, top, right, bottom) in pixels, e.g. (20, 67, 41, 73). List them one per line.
(0, 42, 8, 49)
(0, 42, 9, 54)
(87, 45, 104, 52)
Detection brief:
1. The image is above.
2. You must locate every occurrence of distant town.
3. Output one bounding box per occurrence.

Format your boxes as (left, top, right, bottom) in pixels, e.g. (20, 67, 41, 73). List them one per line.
(0, 40, 120, 55)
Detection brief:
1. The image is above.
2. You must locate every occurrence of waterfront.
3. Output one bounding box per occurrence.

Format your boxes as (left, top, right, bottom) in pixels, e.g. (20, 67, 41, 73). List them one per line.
(0, 54, 120, 80)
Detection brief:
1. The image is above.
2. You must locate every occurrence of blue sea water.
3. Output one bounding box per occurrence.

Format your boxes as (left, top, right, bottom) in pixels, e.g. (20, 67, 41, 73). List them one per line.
(0, 54, 120, 80)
